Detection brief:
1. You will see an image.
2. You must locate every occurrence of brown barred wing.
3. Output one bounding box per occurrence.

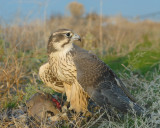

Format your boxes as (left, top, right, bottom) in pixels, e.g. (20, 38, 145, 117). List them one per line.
(71, 45, 144, 116)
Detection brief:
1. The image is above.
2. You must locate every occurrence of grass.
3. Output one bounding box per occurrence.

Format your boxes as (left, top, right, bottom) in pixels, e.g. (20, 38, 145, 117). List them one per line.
(0, 12, 160, 127)
(104, 35, 160, 78)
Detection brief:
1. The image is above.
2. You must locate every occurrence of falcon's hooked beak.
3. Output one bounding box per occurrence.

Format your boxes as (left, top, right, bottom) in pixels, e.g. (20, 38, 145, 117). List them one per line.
(72, 34, 81, 42)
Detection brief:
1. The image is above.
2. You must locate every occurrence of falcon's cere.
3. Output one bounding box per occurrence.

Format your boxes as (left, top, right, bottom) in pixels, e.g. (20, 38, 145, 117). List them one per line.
(39, 29, 144, 116)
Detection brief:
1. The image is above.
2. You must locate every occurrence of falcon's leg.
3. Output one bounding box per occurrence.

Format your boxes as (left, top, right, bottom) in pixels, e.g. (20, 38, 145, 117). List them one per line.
(63, 83, 72, 102)
(62, 83, 72, 112)
(62, 101, 70, 113)
(64, 82, 89, 114)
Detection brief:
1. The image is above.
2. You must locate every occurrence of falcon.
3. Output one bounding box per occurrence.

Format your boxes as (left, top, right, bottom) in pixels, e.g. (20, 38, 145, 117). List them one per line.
(39, 29, 144, 116)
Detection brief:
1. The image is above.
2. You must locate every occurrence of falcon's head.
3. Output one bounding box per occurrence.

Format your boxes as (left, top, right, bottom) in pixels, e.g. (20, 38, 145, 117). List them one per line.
(47, 29, 81, 54)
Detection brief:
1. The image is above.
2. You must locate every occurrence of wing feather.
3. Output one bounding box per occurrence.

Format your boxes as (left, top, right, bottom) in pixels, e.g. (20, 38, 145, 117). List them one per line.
(71, 45, 144, 115)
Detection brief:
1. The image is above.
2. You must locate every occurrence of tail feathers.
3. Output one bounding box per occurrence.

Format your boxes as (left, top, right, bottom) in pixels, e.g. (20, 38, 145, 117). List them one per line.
(131, 102, 151, 118)
(129, 101, 144, 116)
(91, 83, 146, 116)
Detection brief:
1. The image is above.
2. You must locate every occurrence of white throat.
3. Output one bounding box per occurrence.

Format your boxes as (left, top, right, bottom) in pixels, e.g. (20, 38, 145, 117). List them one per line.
(62, 43, 73, 54)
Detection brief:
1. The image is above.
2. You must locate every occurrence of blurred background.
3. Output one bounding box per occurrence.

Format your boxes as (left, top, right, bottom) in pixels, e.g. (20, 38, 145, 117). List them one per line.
(0, 1, 160, 127)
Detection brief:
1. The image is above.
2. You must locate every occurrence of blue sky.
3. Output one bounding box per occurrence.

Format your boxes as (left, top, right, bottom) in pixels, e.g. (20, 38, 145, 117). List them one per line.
(0, 0, 160, 22)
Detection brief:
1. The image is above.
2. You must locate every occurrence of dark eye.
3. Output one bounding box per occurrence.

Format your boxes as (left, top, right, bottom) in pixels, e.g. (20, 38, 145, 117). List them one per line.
(66, 33, 70, 37)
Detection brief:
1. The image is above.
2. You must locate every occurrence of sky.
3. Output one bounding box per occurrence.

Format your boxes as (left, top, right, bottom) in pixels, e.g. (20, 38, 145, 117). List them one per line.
(0, 0, 160, 23)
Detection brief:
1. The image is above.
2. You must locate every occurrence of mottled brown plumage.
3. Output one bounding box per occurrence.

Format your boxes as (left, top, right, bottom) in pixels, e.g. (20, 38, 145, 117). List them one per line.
(39, 29, 144, 116)
(39, 63, 65, 93)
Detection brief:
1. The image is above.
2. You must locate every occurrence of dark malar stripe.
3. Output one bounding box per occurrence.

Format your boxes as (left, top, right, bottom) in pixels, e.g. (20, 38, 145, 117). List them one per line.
(61, 37, 71, 48)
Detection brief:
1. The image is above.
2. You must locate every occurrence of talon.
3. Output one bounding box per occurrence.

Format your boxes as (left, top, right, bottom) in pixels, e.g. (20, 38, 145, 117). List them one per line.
(84, 111, 92, 117)
(62, 105, 68, 113)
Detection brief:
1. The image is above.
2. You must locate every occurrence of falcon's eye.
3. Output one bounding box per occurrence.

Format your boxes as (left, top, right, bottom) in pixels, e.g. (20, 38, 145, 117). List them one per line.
(65, 33, 71, 37)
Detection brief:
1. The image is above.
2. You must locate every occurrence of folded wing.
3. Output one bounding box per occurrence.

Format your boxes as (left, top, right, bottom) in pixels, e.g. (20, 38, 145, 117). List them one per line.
(71, 45, 144, 115)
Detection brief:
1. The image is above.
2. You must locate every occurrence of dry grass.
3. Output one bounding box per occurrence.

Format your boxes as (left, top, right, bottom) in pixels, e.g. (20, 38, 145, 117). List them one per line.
(0, 10, 160, 127)
(2, 15, 160, 55)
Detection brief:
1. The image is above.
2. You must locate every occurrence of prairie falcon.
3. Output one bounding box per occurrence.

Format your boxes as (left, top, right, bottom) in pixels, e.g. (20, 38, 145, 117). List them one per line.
(39, 29, 144, 115)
